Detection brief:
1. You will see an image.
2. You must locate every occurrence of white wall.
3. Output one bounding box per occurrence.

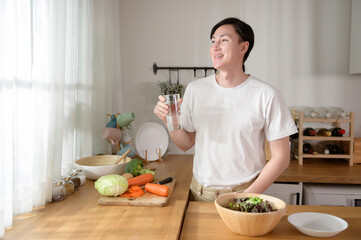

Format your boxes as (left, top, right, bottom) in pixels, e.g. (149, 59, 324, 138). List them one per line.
(118, 0, 361, 154)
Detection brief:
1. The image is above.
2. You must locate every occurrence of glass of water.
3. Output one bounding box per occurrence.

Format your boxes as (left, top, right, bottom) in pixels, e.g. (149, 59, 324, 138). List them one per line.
(164, 93, 182, 131)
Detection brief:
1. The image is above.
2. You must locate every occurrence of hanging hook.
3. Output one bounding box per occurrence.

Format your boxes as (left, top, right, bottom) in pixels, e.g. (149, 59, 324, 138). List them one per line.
(177, 69, 180, 85)
(153, 62, 158, 75)
(152, 62, 216, 76)
(168, 69, 171, 83)
(204, 68, 207, 77)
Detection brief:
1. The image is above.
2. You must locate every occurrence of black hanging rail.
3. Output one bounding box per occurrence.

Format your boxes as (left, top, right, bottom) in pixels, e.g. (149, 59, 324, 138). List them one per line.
(153, 62, 216, 77)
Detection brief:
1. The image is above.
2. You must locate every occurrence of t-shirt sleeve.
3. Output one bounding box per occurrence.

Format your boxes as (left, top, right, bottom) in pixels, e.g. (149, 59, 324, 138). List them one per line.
(180, 84, 196, 132)
(264, 90, 298, 141)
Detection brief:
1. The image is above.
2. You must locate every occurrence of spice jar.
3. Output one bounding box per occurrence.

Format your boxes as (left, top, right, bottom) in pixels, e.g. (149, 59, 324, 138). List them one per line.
(69, 172, 81, 190)
(62, 176, 75, 196)
(74, 168, 86, 186)
(52, 180, 66, 202)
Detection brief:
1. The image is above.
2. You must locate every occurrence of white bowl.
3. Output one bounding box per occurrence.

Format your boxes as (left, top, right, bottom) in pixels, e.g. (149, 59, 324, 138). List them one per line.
(288, 212, 348, 237)
(75, 155, 131, 180)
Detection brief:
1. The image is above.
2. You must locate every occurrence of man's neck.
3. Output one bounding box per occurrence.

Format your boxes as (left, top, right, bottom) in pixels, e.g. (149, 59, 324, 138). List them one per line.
(216, 70, 249, 88)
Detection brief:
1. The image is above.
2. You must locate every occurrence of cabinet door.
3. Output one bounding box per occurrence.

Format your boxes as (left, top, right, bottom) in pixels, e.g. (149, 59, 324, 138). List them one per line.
(268, 192, 299, 205)
(264, 183, 303, 205)
(303, 184, 361, 206)
(304, 194, 347, 206)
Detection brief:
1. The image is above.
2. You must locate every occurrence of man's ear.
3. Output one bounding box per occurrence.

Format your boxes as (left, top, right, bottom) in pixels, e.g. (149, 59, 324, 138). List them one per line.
(240, 41, 249, 54)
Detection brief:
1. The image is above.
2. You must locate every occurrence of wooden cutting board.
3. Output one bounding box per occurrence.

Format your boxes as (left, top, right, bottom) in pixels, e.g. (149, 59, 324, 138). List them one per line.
(98, 180, 176, 207)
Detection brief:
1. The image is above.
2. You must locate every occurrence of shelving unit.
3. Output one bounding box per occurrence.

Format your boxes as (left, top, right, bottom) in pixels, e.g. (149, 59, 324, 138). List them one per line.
(293, 111, 354, 166)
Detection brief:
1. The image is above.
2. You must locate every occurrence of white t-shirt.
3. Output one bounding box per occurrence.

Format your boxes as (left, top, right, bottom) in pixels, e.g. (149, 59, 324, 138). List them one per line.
(181, 74, 297, 188)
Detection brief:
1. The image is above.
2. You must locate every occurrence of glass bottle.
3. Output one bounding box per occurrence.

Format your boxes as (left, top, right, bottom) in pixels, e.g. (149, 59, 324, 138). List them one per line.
(52, 180, 66, 202)
(298, 106, 318, 118)
(326, 144, 345, 154)
(330, 127, 346, 137)
(312, 143, 330, 155)
(316, 128, 332, 137)
(62, 176, 75, 196)
(313, 106, 331, 119)
(328, 106, 347, 119)
(69, 172, 81, 190)
(74, 168, 86, 186)
(303, 143, 313, 154)
(303, 127, 316, 136)
(290, 128, 299, 140)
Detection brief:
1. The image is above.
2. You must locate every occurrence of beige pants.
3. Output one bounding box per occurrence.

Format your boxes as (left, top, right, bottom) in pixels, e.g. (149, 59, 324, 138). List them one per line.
(190, 176, 256, 202)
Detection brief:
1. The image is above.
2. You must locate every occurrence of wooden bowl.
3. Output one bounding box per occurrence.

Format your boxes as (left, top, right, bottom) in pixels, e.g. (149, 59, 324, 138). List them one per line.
(75, 155, 131, 180)
(214, 192, 286, 236)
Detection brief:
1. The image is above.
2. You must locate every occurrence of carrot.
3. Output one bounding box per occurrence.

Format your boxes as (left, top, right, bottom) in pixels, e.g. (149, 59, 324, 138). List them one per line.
(145, 183, 170, 197)
(127, 173, 154, 187)
(120, 186, 145, 198)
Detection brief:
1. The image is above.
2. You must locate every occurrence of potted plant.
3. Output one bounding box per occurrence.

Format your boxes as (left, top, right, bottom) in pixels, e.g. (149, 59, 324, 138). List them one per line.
(157, 81, 184, 97)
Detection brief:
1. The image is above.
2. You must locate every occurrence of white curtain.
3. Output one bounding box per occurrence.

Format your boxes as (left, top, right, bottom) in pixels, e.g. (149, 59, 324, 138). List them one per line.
(0, 0, 121, 238)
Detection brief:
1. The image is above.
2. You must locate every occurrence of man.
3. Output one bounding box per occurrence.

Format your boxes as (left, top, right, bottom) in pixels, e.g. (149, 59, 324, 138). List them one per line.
(154, 17, 297, 201)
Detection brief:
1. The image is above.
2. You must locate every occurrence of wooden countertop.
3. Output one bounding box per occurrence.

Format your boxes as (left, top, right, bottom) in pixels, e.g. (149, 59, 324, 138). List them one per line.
(277, 158, 361, 184)
(180, 202, 361, 240)
(4, 154, 361, 239)
(4, 154, 193, 240)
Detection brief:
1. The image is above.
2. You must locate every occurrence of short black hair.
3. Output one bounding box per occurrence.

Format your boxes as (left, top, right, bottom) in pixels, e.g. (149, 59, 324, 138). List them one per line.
(210, 17, 254, 72)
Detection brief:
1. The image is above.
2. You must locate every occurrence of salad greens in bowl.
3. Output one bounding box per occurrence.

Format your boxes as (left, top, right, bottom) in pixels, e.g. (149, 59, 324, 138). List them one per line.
(226, 196, 276, 213)
(215, 193, 286, 236)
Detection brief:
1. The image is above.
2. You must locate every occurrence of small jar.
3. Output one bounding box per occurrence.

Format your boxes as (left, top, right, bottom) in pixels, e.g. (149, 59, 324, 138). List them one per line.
(74, 168, 86, 186)
(69, 172, 81, 190)
(52, 180, 66, 202)
(62, 176, 75, 196)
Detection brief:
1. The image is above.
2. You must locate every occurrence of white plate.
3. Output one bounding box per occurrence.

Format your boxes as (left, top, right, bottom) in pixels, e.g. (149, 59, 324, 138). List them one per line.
(288, 212, 348, 238)
(135, 122, 169, 161)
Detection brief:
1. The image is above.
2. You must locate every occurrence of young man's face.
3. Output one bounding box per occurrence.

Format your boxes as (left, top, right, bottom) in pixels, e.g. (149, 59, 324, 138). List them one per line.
(210, 24, 248, 71)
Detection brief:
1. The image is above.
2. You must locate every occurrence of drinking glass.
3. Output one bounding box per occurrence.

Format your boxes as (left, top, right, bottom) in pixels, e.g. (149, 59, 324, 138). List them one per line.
(164, 94, 182, 131)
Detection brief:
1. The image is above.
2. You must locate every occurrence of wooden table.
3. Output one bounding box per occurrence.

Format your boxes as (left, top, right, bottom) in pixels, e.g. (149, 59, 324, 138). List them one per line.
(4, 154, 193, 240)
(180, 202, 361, 240)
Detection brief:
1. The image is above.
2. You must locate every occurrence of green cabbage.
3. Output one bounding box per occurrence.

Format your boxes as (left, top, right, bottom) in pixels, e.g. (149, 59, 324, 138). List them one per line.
(94, 174, 128, 196)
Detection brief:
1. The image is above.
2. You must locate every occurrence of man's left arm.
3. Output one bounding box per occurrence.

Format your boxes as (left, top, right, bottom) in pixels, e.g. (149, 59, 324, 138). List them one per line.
(243, 136, 290, 194)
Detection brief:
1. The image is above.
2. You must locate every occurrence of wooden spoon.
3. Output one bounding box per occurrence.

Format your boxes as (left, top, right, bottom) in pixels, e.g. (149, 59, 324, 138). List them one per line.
(114, 148, 132, 165)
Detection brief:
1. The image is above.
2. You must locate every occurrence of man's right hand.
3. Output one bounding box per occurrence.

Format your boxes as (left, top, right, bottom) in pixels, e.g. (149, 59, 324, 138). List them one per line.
(153, 95, 169, 124)
(154, 95, 193, 151)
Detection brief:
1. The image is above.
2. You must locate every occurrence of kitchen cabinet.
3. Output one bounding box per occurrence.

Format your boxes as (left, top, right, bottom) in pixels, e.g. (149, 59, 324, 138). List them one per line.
(293, 111, 354, 166)
(303, 183, 361, 207)
(264, 182, 303, 205)
(274, 159, 361, 207)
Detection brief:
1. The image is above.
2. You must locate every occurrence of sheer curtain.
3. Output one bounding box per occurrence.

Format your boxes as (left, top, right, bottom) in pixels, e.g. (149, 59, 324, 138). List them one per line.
(0, 0, 121, 238)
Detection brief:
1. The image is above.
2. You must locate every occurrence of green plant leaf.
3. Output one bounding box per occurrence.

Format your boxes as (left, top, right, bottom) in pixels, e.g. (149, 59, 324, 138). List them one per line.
(157, 81, 184, 97)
